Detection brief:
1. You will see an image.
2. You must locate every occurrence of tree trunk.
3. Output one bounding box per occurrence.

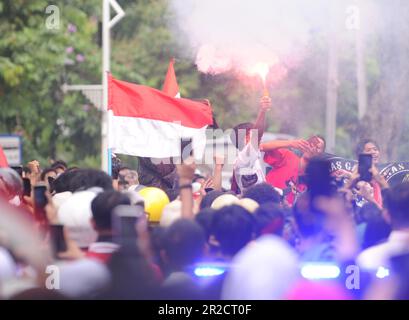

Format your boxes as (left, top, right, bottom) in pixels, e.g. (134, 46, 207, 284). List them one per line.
(356, 25, 367, 120)
(325, 9, 340, 154)
(357, 2, 409, 162)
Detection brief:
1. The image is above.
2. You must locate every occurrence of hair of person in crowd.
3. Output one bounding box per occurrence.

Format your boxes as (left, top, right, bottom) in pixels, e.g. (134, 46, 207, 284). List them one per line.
(22, 166, 31, 177)
(254, 203, 285, 237)
(149, 225, 168, 270)
(199, 190, 226, 210)
(52, 168, 80, 194)
(230, 122, 254, 150)
(210, 205, 255, 258)
(51, 160, 68, 175)
(68, 169, 113, 192)
(117, 165, 132, 178)
(164, 188, 179, 202)
(40, 167, 57, 182)
(355, 139, 380, 158)
(242, 183, 282, 205)
(356, 201, 382, 224)
(292, 193, 326, 239)
(104, 243, 160, 299)
(362, 214, 391, 250)
(52, 164, 66, 172)
(314, 134, 326, 151)
(195, 208, 216, 242)
(0, 168, 23, 200)
(91, 190, 131, 232)
(51, 160, 68, 169)
(162, 219, 206, 272)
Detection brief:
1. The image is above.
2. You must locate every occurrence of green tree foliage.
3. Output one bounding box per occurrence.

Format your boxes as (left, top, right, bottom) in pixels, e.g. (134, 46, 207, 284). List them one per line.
(0, 0, 101, 167)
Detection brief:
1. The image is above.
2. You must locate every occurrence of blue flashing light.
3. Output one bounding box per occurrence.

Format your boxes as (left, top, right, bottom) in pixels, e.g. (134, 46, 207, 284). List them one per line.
(376, 266, 390, 279)
(301, 263, 341, 280)
(194, 266, 226, 277)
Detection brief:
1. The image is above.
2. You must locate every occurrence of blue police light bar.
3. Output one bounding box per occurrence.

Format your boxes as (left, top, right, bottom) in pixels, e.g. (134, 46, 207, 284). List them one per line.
(194, 267, 226, 277)
(192, 262, 229, 278)
(300, 263, 341, 280)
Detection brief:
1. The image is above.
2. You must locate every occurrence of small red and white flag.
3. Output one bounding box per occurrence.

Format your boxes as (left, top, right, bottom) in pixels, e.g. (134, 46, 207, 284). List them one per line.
(108, 74, 212, 158)
(162, 58, 180, 98)
(0, 145, 9, 168)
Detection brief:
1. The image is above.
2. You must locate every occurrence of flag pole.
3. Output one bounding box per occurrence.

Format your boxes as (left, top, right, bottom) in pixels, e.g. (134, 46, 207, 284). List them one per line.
(102, 0, 124, 174)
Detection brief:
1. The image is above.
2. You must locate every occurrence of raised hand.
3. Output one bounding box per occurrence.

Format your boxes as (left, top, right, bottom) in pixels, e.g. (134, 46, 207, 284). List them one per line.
(291, 139, 312, 154)
(370, 164, 389, 189)
(176, 156, 196, 183)
(355, 181, 375, 202)
(259, 96, 272, 111)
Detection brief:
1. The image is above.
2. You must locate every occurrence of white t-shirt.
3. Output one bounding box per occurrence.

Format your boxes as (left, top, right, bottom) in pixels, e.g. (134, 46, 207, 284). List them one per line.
(233, 143, 266, 195)
(58, 258, 111, 298)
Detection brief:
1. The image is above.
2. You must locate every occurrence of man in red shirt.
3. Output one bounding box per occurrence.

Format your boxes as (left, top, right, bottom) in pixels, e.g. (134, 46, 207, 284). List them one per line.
(260, 136, 326, 206)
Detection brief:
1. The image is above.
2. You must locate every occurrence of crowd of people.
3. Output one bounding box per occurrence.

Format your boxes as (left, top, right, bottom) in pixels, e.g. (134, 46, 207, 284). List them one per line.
(0, 97, 408, 300)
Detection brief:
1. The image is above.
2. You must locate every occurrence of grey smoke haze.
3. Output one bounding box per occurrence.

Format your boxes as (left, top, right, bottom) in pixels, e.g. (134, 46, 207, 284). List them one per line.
(168, 0, 382, 76)
(168, 0, 409, 160)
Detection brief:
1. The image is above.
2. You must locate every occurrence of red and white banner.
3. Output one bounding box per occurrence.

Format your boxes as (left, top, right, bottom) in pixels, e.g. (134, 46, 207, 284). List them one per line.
(108, 74, 213, 158)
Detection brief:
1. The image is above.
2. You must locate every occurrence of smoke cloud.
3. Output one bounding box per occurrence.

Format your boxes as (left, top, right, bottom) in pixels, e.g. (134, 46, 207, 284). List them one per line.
(169, 0, 333, 77)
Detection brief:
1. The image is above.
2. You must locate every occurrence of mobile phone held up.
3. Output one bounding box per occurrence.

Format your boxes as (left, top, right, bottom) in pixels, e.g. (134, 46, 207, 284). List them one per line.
(23, 178, 31, 197)
(34, 184, 48, 210)
(358, 154, 373, 183)
(49, 224, 67, 258)
(112, 205, 145, 248)
(180, 137, 193, 162)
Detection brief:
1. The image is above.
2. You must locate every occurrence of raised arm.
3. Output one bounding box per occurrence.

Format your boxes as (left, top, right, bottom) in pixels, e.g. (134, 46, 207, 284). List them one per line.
(253, 96, 272, 145)
(176, 157, 196, 219)
(260, 139, 311, 153)
(212, 154, 224, 191)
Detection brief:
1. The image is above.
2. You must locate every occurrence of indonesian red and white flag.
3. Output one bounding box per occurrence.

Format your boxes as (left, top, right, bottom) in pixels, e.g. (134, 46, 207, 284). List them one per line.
(0, 145, 9, 168)
(108, 74, 213, 158)
(162, 58, 180, 98)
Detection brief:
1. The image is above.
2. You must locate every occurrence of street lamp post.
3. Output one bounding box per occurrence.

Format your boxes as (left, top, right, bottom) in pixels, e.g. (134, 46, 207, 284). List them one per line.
(62, 0, 124, 173)
(102, 0, 125, 174)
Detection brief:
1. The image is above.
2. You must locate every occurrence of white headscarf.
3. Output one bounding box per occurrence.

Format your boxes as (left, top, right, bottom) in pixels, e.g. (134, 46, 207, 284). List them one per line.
(160, 199, 182, 227)
(58, 190, 100, 248)
(222, 235, 299, 300)
(52, 191, 73, 211)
